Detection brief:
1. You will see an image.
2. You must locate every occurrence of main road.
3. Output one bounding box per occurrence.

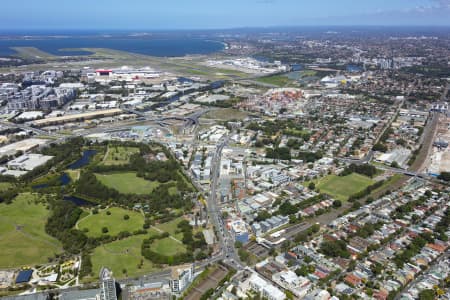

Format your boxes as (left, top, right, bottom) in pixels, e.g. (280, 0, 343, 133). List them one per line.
(206, 134, 245, 270)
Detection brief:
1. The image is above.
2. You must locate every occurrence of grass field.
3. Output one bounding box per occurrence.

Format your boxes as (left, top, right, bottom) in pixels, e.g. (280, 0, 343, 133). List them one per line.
(12, 47, 56, 59)
(168, 186, 179, 196)
(65, 170, 80, 182)
(284, 128, 310, 137)
(316, 173, 375, 201)
(154, 217, 185, 240)
(95, 172, 160, 194)
(1, 46, 250, 80)
(102, 146, 140, 166)
(90, 235, 157, 279)
(255, 74, 296, 87)
(201, 108, 249, 121)
(371, 174, 405, 196)
(150, 237, 186, 256)
(78, 207, 144, 237)
(183, 69, 209, 76)
(0, 193, 62, 268)
(0, 182, 12, 191)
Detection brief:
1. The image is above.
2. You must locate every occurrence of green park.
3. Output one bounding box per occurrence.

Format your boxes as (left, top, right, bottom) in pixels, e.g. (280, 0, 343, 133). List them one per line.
(90, 235, 157, 278)
(77, 207, 145, 237)
(101, 146, 140, 166)
(255, 74, 296, 87)
(0, 193, 62, 268)
(0, 138, 201, 280)
(95, 172, 161, 195)
(315, 173, 376, 201)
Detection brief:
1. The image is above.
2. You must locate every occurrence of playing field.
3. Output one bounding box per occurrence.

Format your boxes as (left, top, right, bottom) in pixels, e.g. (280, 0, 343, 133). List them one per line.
(150, 237, 187, 256)
(0, 193, 62, 268)
(102, 146, 140, 166)
(316, 173, 375, 201)
(95, 172, 160, 194)
(78, 207, 144, 237)
(90, 235, 158, 279)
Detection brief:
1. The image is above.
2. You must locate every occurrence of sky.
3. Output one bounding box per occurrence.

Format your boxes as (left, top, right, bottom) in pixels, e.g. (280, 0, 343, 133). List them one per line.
(1, 0, 450, 31)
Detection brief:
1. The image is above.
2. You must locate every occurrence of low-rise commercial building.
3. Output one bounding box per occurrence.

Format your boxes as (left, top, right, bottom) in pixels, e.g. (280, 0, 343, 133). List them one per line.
(248, 273, 286, 300)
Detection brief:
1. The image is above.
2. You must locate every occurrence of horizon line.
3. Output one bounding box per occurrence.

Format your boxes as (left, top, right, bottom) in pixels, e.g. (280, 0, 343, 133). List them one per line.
(1, 24, 450, 33)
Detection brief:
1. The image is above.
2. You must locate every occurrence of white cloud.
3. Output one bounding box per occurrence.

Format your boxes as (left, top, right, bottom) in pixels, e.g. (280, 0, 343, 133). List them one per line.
(431, 0, 450, 8)
(435, 0, 450, 7)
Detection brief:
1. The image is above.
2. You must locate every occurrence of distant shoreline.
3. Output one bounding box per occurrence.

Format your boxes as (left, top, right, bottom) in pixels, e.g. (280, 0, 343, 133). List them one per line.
(0, 37, 225, 58)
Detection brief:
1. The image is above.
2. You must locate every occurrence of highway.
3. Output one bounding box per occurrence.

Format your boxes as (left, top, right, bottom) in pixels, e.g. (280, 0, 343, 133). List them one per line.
(0, 120, 61, 137)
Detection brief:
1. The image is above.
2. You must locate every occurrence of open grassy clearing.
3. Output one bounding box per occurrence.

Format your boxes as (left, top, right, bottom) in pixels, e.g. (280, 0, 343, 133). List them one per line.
(371, 174, 405, 196)
(183, 69, 209, 76)
(102, 146, 140, 166)
(168, 186, 179, 196)
(201, 108, 249, 121)
(284, 128, 310, 137)
(300, 70, 318, 77)
(95, 172, 160, 194)
(213, 67, 249, 76)
(153, 217, 186, 240)
(65, 169, 80, 181)
(78, 207, 144, 238)
(31, 173, 60, 185)
(177, 170, 195, 191)
(1, 46, 248, 80)
(90, 235, 157, 279)
(150, 237, 187, 256)
(166, 60, 249, 78)
(316, 173, 376, 202)
(0, 193, 62, 268)
(0, 182, 13, 191)
(12, 47, 56, 59)
(255, 74, 296, 87)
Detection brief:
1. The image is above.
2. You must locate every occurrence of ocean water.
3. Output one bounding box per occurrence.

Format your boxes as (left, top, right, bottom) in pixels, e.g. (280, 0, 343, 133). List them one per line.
(0, 36, 224, 57)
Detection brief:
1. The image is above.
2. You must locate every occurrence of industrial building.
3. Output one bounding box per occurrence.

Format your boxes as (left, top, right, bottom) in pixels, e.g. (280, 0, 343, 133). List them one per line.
(30, 109, 123, 127)
(0, 138, 48, 157)
(375, 148, 412, 168)
(6, 154, 53, 171)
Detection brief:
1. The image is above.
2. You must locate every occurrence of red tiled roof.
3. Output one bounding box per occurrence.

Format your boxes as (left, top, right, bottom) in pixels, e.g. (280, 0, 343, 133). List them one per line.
(344, 273, 362, 286)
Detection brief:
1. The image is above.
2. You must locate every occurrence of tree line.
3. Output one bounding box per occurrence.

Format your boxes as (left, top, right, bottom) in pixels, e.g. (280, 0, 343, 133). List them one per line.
(341, 163, 378, 178)
(141, 220, 208, 265)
